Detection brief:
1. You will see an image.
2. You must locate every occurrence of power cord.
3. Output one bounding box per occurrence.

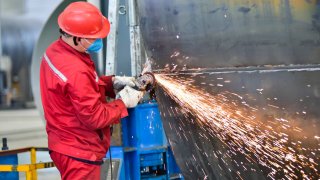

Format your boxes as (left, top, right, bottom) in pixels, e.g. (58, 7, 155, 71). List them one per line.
(109, 147, 113, 180)
(109, 126, 113, 180)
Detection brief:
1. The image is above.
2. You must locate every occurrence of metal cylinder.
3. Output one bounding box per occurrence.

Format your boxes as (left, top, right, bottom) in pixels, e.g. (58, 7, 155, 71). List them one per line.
(137, 0, 320, 179)
(138, 0, 319, 70)
(1, 17, 42, 102)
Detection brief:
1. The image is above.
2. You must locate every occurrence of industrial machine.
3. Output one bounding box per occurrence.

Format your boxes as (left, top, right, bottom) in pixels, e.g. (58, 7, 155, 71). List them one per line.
(103, 102, 182, 179)
(30, 0, 319, 179)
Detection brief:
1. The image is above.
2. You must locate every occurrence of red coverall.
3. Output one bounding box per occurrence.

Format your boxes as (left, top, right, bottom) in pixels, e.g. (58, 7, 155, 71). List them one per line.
(40, 38, 128, 179)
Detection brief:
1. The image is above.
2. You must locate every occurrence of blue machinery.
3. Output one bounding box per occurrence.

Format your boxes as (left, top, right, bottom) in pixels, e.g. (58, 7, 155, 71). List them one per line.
(107, 102, 183, 180)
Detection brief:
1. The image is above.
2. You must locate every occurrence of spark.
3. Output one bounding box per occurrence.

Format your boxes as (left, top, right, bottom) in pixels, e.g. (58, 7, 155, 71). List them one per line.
(155, 74, 319, 179)
(170, 51, 180, 58)
(267, 104, 279, 109)
(192, 154, 197, 162)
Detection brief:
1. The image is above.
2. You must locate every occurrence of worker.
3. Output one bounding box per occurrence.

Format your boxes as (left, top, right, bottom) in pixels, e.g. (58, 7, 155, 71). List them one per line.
(39, 2, 143, 179)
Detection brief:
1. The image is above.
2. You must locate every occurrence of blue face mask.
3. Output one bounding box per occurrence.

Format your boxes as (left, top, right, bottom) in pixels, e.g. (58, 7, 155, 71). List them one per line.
(85, 38, 103, 53)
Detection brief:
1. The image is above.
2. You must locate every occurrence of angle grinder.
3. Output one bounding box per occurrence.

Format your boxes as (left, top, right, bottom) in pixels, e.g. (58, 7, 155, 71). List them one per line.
(132, 72, 156, 91)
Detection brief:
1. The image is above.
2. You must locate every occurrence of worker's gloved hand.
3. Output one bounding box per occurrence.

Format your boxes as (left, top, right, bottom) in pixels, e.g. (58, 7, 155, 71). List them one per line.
(113, 76, 136, 91)
(116, 86, 144, 108)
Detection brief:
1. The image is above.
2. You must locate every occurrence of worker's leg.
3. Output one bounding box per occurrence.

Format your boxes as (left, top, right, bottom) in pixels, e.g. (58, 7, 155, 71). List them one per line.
(50, 151, 101, 180)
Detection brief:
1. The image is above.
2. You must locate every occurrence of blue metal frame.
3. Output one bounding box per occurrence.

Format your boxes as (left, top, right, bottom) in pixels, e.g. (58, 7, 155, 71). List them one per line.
(0, 154, 18, 180)
(107, 102, 183, 180)
(106, 146, 126, 180)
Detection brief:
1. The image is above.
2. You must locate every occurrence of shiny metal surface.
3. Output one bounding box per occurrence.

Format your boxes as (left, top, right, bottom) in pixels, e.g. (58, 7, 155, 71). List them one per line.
(137, 0, 320, 179)
(138, 0, 320, 70)
(155, 70, 320, 179)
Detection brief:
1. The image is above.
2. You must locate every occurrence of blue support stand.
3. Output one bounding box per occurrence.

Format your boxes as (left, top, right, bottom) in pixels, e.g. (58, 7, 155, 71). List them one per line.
(110, 102, 183, 180)
(106, 146, 126, 180)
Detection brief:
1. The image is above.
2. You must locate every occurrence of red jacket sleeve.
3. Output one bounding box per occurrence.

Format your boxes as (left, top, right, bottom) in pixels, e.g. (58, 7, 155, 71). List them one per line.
(100, 75, 116, 98)
(67, 71, 128, 130)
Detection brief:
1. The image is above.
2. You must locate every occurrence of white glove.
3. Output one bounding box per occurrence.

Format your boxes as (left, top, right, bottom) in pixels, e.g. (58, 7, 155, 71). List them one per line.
(113, 76, 136, 91)
(116, 86, 144, 108)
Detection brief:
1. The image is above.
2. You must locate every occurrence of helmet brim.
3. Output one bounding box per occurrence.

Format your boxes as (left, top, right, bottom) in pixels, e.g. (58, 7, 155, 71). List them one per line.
(88, 17, 110, 39)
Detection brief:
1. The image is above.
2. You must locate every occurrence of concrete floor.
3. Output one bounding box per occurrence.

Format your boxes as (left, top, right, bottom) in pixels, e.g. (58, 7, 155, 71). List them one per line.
(0, 108, 60, 179)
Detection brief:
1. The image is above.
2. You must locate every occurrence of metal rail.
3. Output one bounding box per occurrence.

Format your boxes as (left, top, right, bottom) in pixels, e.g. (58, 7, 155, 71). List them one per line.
(0, 147, 55, 180)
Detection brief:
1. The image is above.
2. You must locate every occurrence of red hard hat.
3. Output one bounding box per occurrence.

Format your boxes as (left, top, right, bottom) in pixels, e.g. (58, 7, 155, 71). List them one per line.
(58, 2, 110, 38)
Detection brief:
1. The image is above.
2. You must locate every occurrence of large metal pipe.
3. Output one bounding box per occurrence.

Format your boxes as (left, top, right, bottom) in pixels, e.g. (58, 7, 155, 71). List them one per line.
(138, 0, 320, 70)
(137, 0, 320, 179)
(2, 17, 41, 76)
(1, 17, 42, 102)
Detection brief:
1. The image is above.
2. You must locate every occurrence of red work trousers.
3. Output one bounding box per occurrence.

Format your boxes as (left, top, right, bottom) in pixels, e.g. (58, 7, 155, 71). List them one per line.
(50, 151, 101, 180)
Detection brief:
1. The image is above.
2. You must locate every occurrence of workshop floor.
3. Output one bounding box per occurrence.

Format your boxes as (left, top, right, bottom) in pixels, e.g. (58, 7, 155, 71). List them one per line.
(0, 108, 60, 179)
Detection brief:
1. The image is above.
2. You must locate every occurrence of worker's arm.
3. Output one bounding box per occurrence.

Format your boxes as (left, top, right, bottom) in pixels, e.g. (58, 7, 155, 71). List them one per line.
(68, 71, 128, 130)
(100, 75, 137, 97)
(99, 75, 116, 98)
